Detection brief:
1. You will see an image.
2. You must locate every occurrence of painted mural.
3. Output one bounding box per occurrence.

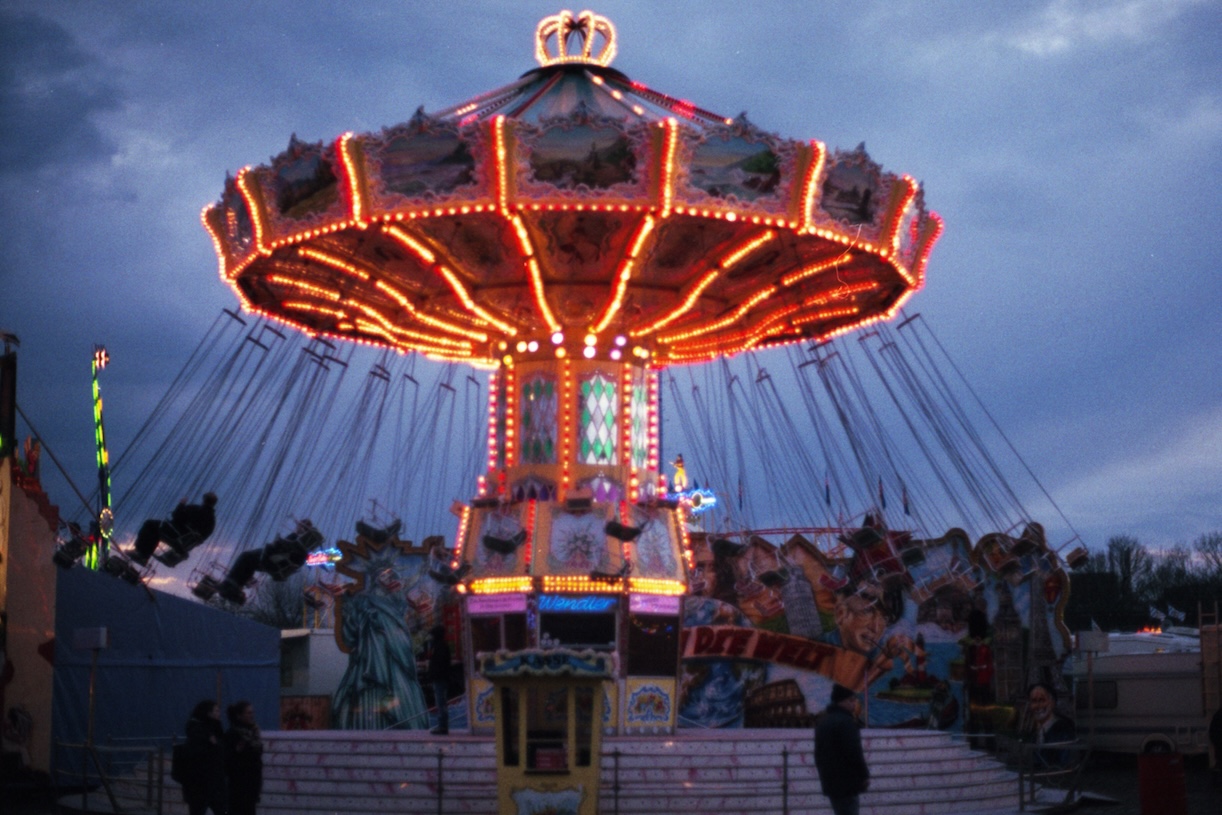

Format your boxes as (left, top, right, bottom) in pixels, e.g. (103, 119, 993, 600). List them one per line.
(677, 521, 1071, 734)
(331, 523, 459, 730)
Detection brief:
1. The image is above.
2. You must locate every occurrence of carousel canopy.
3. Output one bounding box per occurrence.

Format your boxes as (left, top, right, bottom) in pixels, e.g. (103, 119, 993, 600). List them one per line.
(204, 10, 941, 367)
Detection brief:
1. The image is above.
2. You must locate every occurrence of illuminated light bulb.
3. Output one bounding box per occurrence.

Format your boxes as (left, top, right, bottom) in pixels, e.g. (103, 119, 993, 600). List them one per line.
(502, 355, 513, 366)
(615, 335, 627, 346)
(582, 346, 596, 359)
(584, 333, 597, 346)
(610, 349, 622, 360)
(527, 340, 539, 352)
(555, 347, 567, 358)
(515, 341, 527, 352)
(552, 331, 564, 344)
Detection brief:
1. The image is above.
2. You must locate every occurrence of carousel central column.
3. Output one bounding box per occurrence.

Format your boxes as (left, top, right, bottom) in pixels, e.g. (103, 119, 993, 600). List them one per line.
(485, 343, 659, 509)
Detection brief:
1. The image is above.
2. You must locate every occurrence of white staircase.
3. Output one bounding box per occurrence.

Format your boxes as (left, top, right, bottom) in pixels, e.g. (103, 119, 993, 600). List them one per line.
(68, 728, 1027, 814)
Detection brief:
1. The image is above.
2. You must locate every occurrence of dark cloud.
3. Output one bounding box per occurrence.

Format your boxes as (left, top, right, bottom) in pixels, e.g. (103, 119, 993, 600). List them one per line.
(0, 10, 122, 173)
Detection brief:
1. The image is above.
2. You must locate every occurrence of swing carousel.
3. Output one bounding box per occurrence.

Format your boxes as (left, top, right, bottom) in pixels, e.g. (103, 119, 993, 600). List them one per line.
(187, 12, 1080, 800)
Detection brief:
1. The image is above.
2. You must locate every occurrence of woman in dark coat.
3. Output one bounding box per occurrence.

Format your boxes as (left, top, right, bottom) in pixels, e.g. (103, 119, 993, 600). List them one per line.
(183, 699, 228, 815)
(224, 701, 264, 815)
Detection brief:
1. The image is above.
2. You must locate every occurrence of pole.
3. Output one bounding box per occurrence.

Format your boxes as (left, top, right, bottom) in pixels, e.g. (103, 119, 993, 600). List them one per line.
(87, 647, 98, 748)
(1087, 650, 1095, 745)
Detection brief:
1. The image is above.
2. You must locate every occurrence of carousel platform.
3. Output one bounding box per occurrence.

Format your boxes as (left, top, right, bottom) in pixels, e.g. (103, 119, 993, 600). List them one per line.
(58, 727, 1048, 815)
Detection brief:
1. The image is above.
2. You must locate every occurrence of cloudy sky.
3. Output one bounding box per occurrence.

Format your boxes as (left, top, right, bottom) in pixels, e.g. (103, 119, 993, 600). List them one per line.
(2, 0, 1219, 555)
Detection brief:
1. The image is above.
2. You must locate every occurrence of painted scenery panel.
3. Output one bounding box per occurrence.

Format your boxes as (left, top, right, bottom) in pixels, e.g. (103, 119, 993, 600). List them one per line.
(528, 124, 637, 190)
(821, 161, 880, 226)
(272, 146, 339, 219)
(686, 134, 782, 203)
(375, 129, 476, 199)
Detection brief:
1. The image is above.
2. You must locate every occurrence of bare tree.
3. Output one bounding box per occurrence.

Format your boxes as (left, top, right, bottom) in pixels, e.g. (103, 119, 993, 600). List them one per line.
(241, 571, 308, 629)
(1194, 532, 1222, 579)
(1106, 535, 1151, 599)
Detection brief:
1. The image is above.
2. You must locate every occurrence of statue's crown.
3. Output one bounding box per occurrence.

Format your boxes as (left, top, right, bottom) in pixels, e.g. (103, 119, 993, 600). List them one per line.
(535, 9, 617, 67)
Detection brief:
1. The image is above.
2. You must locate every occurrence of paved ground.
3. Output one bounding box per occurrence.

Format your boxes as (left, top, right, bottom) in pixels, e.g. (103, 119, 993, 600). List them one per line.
(6, 753, 1221, 814)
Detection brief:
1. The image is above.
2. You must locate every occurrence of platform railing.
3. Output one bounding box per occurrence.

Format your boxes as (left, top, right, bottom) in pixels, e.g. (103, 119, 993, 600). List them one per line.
(53, 739, 166, 814)
(1001, 739, 1091, 812)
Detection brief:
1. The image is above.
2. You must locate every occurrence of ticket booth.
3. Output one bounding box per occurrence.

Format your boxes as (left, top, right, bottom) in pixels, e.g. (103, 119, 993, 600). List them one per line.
(481, 649, 614, 815)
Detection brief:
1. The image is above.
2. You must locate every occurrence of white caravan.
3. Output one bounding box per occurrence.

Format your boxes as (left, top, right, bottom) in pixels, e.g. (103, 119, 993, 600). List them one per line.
(1072, 627, 1217, 755)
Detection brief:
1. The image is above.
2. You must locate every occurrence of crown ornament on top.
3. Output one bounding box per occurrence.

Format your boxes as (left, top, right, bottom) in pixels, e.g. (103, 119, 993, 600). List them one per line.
(535, 9, 617, 67)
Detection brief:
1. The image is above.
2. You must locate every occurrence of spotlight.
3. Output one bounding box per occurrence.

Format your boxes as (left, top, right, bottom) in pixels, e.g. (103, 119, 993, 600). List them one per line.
(483, 529, 526, 554)
(604, 521, 641, 542)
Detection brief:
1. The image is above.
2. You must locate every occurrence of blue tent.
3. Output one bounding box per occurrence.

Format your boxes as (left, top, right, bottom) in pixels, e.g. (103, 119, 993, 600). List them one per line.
(52, 567, 279, 775)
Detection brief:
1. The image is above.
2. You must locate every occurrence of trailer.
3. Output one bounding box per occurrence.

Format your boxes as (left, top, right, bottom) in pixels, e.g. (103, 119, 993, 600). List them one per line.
(1072, 623, 1220, 756)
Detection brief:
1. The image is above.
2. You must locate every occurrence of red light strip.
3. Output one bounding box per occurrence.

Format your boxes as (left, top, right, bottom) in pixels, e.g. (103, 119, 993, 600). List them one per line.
(631, 230, 774, 338)
(660, 119, 680, 218)
(494, 116, 510, 212)
(503, 364, 517, 467)
(560, 357, 573, 495)
(800, 140, 828, 231)
(337, 132, 366, 224)
(383, 224, 518, 336)
(780, 255, 848, 287)
(593, 214, 655, 333)
(486, 371, 499, 473)
(882, 176, 919, 279)
(234, 167, 266, 251)
(658, 284, 777, 344)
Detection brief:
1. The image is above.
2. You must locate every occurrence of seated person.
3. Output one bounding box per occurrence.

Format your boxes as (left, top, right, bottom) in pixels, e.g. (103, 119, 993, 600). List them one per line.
(218, 520, 322, 604)
(130, 492, 218, 566)
(1024, 681, 1077, 768)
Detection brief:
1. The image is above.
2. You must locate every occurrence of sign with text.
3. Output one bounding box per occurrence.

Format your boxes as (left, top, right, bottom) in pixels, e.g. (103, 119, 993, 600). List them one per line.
(680, 625, 868, 688)
(467, 593, 528, 615)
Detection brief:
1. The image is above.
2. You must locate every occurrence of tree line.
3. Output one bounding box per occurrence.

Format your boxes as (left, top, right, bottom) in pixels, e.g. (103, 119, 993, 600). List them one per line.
(1064, 532, 1222, 632)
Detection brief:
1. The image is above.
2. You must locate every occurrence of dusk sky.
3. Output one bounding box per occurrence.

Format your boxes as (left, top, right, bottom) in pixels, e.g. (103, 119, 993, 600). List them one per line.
(2, 1, 1219, 559)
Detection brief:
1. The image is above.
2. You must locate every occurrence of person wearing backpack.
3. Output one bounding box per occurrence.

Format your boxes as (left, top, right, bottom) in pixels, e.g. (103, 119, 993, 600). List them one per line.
(180, 699, 228, 815)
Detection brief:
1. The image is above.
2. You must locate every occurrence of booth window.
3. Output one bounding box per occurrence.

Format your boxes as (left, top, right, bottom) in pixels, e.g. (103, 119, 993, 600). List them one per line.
(470, 613, 528, 653)
(574, 686, 594, 767)
(540, 612, 616, 650)
(501, 686, 520, 766)
(525, 686, 568, 772)
(626, 613, 679, 676)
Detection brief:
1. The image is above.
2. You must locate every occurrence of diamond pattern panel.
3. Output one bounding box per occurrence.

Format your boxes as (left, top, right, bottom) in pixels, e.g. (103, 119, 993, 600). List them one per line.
(521, 375, 558, 464)
(579, 373, 617, 464)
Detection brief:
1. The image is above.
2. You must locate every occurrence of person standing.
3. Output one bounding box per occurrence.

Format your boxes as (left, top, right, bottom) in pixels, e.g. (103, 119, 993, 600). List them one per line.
(426, 624, 452, 735)
(814, 683, 870, 815)
(224, 701, 263, 815)
(182, 699, 228, 815)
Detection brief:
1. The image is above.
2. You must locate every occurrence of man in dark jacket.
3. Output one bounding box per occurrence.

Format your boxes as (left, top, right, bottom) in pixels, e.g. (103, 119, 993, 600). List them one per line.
(426, 624, 452, 735)
(815, 683, 870, 815)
